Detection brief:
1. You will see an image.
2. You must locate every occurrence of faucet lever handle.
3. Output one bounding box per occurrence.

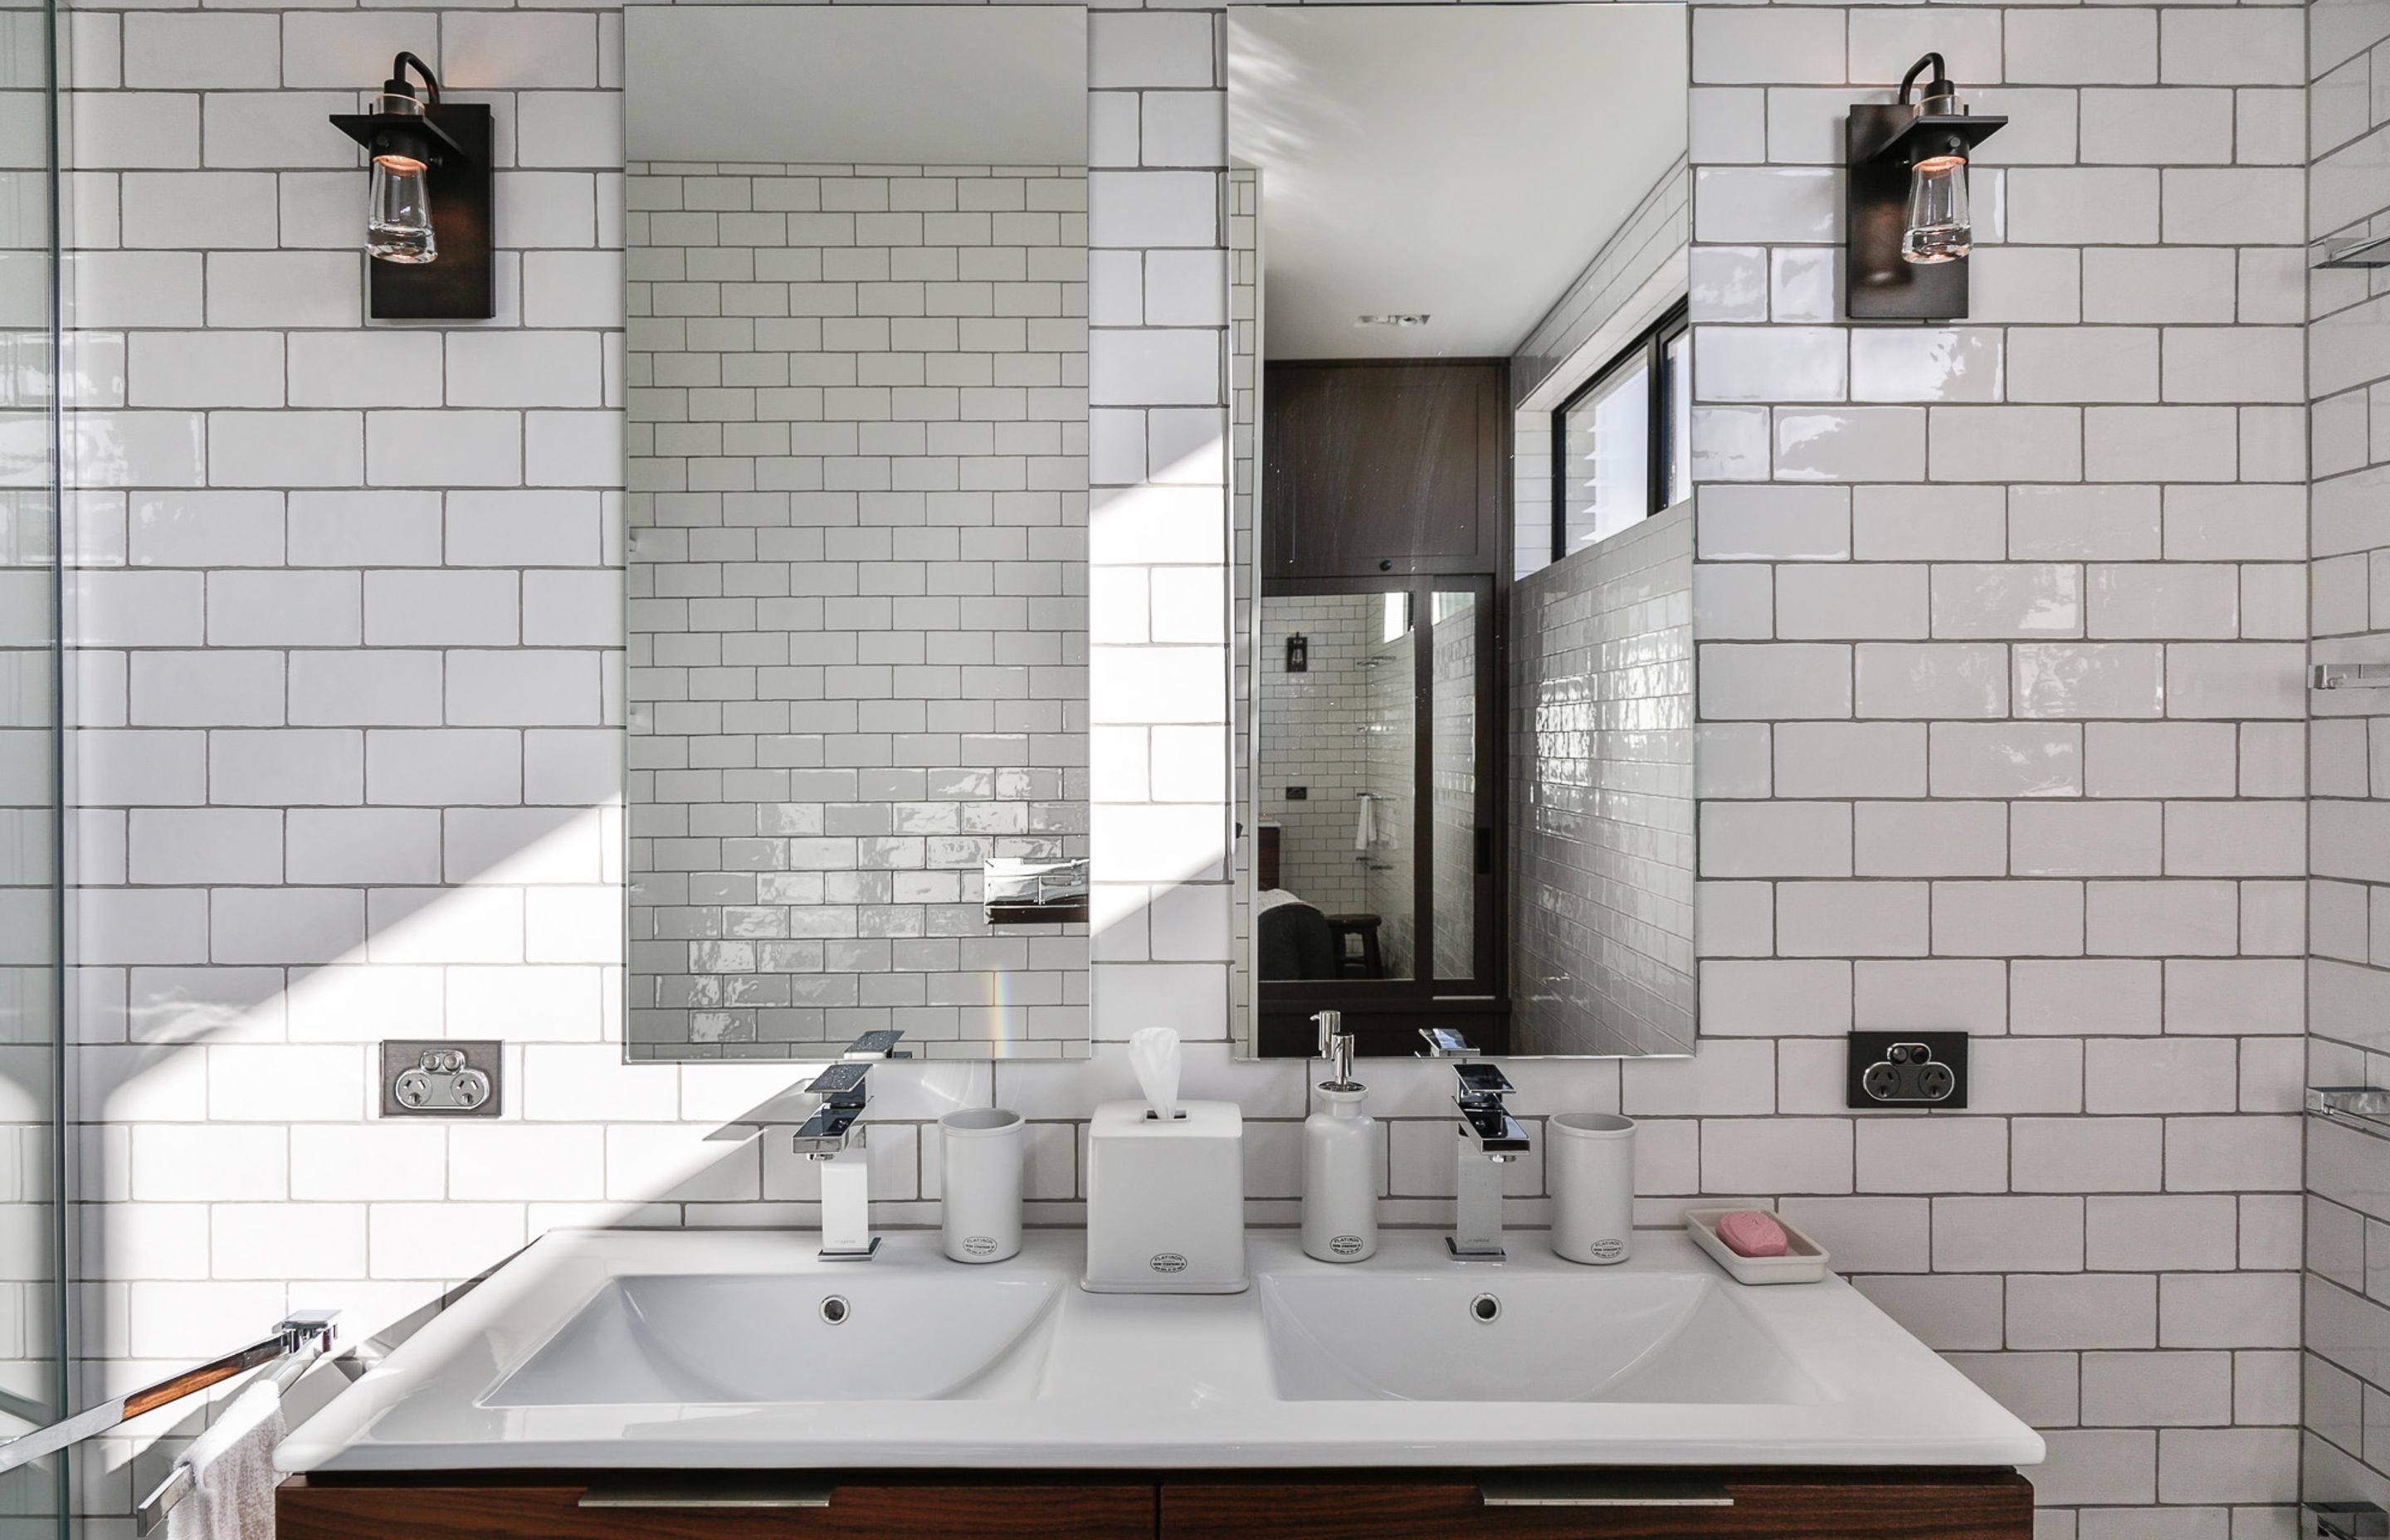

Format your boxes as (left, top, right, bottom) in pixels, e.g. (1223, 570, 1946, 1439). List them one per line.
(1418, 1026, 1478, 1057)
(841, 1029, 909, 1060)
(802, 1062, 871, 1108)
(1452, 1060, 1514, 1098)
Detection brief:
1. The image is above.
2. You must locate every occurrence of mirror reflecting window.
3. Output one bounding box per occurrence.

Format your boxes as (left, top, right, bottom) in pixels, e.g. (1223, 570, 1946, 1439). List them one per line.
(1559, 352, 1651, 556)
(622, 7, 1090, 1062)
(1555, 305, 1690, 564)
(1231, 4, 1692, 1059)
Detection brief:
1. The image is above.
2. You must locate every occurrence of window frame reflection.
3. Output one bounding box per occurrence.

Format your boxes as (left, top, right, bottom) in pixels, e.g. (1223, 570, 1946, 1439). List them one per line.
(1549, 299, 1690, 564)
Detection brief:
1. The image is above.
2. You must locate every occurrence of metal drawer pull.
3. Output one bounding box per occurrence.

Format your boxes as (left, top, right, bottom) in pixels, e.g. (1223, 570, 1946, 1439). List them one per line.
(579, 1479, 834, 1509)
(1478, 1474, 1734, 1508)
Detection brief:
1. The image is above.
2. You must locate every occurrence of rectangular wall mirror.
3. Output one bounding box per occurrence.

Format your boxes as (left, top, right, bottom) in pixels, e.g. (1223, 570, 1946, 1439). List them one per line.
(622, 7, 1091, 1062)
(1231, 4, 1695, 1060)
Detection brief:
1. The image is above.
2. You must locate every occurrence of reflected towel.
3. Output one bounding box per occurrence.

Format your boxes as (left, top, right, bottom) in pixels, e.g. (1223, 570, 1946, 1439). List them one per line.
(167, 1381, 284, 1540)
(1354, 796, 1374, 851)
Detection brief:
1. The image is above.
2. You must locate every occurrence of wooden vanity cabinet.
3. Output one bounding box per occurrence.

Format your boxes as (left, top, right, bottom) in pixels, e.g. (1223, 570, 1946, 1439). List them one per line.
(281, 1468, 2030, 1540)
(1160, 1470, 2034, 1540)
(276, 1475, 1157, 1540)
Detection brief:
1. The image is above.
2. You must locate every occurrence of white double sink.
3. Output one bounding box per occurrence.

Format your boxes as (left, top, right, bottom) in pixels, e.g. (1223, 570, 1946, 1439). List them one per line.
(277, 1229, 2043, 1472)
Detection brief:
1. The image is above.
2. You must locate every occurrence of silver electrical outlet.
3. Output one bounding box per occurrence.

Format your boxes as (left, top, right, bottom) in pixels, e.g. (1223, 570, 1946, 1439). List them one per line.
(380, 1040, 502, 1118)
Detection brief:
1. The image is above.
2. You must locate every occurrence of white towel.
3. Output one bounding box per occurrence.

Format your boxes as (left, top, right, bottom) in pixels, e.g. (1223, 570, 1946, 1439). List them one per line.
(1354, 797, 1375, 851)
(167, 1381, 284, 1540)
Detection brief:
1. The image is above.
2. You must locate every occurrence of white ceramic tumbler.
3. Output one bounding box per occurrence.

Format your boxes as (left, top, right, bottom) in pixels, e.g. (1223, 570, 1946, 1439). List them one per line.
(939, 1108, 1025, 1263)
(1549, 1113, 1635, 1265)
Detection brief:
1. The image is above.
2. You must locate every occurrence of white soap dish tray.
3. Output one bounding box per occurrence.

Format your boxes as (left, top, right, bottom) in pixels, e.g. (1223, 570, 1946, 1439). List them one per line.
(1684, 1207, 1832, 1285)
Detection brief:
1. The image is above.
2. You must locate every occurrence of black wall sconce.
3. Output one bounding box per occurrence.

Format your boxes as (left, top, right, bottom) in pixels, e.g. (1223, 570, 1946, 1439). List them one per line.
(329, 53, 494, 321)
(1844, 53, 2004, 321)
(1285, 634, 1309, 673)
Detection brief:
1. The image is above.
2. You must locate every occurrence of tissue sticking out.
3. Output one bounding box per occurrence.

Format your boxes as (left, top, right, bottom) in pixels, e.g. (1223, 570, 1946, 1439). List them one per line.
(1130, 1026, 1183, 1121)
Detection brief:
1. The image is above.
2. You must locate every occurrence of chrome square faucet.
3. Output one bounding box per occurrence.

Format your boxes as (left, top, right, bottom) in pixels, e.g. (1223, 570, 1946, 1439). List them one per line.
(793, 1030, 908, 1260)
(1450, 1061, 1529, 1260)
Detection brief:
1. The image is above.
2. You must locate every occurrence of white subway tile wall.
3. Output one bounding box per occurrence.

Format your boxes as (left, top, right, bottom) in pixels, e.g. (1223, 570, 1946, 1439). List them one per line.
(1514, 506, 1695, 1057)
(2306, 0, 2390, 1513)
(56, 2, 2310, 1535)
(0, 0, 59, 1492)
(1687, 4, 2309, 1532)
(621, 159, 1090, 1060)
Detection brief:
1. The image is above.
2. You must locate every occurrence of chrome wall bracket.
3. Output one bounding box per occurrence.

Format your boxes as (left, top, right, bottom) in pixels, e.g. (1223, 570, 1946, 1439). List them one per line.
(2309, 1501, 2390, 1540)
(2308, 1087, 2390, 1141)
(2314, 662, 2390, 690)
(2314, 232, 2390, 269)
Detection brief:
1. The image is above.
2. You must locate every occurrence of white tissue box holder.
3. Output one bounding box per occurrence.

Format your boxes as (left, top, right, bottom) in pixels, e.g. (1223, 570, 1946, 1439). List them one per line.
(1082, 1099, 1248, 1294)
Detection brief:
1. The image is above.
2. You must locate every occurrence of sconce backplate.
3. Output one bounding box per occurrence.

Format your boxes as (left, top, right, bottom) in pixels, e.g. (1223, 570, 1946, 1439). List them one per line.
(1843, 104, 2004, 323)
(366, 102, 495, 323)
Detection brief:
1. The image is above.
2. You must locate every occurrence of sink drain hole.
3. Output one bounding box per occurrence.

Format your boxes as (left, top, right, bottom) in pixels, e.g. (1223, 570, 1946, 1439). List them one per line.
(820, 1295, 851, 1325)
(1469, 1293, 1501, 1323)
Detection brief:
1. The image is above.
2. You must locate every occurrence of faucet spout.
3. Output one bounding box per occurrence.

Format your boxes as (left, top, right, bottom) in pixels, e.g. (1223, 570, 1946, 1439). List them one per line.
(1448, 1061, 1527, 1260)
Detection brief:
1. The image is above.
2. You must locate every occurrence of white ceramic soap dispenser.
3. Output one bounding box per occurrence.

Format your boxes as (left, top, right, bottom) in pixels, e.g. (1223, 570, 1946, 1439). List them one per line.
(1301, 1011, 1380, 1263)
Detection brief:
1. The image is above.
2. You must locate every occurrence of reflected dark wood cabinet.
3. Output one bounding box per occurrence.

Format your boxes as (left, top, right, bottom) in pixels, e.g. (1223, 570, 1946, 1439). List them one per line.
(1256, 358, 1513, 1056)
(1262, 360, 1508, 580)
(281, 1468, 2032, 1540)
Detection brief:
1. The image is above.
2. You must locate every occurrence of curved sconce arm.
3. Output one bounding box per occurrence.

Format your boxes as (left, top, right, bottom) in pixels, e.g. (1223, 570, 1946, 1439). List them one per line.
(1895, 52, 1947, 108)
(389, 51, 442, 108)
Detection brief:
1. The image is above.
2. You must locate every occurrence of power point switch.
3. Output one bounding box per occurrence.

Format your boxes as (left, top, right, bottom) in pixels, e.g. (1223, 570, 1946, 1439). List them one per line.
(1846, 1031, 1968, 1109)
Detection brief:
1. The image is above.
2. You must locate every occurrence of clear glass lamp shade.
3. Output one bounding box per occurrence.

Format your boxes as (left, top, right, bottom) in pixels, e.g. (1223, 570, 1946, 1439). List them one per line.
(1901, 154, 1971, 265)
(368, 154, 437, 264)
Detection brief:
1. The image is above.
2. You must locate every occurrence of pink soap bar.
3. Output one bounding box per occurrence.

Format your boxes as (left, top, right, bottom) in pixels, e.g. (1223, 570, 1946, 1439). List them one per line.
(1715, 1210, 1789, 1258)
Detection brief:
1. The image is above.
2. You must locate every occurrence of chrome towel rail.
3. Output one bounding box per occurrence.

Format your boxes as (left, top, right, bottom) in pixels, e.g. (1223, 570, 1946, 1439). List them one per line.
(128, 1312, 340, 1536)
(0, 1310, 337, 1495)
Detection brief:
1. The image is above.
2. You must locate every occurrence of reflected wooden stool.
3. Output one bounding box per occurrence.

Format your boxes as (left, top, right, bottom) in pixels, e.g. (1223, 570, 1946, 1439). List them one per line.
(1324, 914, 1384, 979)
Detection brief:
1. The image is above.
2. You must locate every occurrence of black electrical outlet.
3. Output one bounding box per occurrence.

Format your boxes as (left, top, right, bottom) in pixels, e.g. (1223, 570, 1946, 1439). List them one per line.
(1846, 1031, 1968, 1109)
(1286, 787, 1308, 800)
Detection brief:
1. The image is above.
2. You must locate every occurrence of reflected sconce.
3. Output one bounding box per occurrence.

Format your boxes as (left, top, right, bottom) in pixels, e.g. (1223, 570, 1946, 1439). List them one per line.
(329, 53, 495, 321)
(1844, 53, 2005, 321)
(1285, 634, 1309, 673)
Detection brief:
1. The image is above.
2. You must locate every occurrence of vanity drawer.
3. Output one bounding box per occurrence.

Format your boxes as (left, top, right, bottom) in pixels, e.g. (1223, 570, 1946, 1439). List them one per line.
(278, 1476, 1157, 1540)
(1158, 1470, 2034, 1540)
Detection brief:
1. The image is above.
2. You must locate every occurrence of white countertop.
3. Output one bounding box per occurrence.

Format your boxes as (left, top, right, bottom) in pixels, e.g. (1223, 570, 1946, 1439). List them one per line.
(278, 1228, 2045, 1474)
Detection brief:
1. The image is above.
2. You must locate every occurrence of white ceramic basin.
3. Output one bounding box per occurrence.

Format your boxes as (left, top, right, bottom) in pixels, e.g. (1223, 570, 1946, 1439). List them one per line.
(278, 1231, 2046, 1474)
(1257, 1268, 1822, 1404)
(488, 1272, 1062, 1405)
